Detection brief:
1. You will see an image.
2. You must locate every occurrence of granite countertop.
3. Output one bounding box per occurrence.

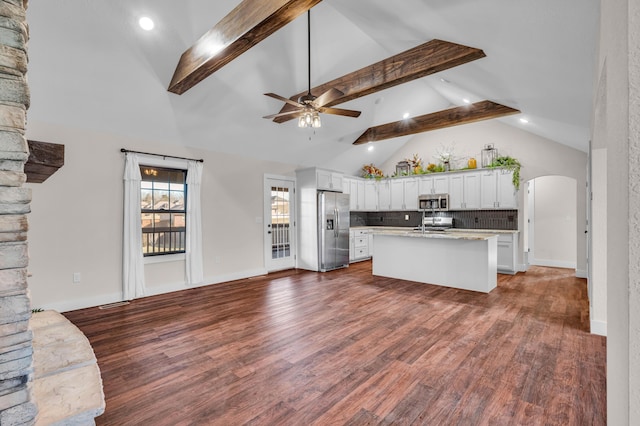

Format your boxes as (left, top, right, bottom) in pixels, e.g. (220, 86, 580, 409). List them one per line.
(351, 226, 518, 234)
(366, 228, 498, 241)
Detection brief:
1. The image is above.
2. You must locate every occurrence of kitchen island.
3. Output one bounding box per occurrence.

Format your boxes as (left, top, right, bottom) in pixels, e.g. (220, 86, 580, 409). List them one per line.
(369, 229, 498, 293)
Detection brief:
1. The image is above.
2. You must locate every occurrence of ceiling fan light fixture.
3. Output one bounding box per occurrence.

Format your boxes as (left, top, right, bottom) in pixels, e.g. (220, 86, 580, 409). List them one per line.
(298, 109, 321, 128)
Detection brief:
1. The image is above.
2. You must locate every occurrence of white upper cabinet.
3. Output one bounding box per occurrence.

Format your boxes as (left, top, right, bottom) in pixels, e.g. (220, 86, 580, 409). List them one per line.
(343, 177, 366, 211)
(449, 175, 464, 210)
(433, 175, 449, 194)
(463, 173, 481, 209)
(449, 172, 480, 210)
(342, 168, 516, 212)
(353, 179, 365, 210)
(418, 174, 449, 196)
(389, 177, 418, 210)
(418, 175, 434, 195)
(378, 180, 391, 210)
(316, 169, 343, 192)
(480, 170, 499, 208)
(496, 170, 518, 209)
(363, 180, 378, 211)
(480, 169, 518, 209)
(403, 178, 419, 210)
(390, 179, 404, 210)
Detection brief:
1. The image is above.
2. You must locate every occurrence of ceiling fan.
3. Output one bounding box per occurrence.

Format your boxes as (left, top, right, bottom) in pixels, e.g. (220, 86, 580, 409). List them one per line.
(263, 10, 361, 128)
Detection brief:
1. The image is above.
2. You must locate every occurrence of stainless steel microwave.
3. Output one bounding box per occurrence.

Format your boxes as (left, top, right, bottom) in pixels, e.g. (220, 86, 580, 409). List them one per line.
(418, 193, 449, 211)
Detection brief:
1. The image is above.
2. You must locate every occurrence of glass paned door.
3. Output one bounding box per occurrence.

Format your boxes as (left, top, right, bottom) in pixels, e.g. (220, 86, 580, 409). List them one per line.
(264, 177, 296, 271)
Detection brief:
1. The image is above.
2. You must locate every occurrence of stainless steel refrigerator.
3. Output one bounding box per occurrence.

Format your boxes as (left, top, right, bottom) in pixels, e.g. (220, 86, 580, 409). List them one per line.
(317, 191, 350, 272)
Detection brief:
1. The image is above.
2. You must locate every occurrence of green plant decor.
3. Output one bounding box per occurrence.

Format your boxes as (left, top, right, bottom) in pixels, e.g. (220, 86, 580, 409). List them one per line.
(488, 156, 522, 190)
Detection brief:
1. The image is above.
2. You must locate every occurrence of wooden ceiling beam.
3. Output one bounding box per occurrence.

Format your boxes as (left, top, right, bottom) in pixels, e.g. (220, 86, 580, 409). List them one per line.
(352, 100, 520, 145)
(25, 140, 65, 183)
(273, 39, 485, 123)
(168, 0, 322, 95)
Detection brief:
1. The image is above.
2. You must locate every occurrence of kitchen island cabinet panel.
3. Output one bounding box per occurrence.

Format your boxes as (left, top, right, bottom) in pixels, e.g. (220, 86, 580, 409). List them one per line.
(372, 231, 497, 293)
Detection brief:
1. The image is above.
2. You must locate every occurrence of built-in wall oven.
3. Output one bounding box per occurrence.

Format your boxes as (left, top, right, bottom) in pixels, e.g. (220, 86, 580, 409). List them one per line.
(418, 193, 449, 211)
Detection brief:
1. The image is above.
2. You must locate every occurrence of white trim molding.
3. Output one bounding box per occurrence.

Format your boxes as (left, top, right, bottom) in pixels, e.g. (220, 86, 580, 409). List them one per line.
(590, 320, 607, 336)
(530, 258, 577, 269)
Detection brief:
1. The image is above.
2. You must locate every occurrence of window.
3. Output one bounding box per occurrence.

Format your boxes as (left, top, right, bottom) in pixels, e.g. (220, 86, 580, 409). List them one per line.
(140, 165, 187, 256)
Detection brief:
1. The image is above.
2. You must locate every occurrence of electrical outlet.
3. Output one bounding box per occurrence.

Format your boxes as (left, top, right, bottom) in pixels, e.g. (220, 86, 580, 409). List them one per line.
(404, 214, 410, 220)
(73, 272, 81, 283)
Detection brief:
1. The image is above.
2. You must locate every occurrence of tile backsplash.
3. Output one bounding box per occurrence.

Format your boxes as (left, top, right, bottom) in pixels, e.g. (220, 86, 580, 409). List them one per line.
(350, 209, 518, 230)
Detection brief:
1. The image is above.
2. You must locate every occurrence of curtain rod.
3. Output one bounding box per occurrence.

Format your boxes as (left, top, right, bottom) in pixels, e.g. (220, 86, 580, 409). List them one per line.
(120, 148, 204, 163)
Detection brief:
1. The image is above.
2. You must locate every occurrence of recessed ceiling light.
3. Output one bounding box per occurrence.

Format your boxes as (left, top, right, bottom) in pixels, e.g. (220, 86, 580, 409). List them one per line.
(367, 144, 374, 152)
(463, 98, 471, 104)
(403, 112, 410, 119)
(138, 16, 155, 31)
(519, 118, 529, 124)
(440, 78, 450, 83)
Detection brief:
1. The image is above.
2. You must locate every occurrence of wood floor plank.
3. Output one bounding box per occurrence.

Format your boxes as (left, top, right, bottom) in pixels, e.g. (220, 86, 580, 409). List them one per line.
(63, 262, 606, 425)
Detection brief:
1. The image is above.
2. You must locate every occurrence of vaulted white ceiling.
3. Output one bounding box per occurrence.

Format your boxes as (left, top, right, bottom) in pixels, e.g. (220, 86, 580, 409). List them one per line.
(25, 1, 599, 174)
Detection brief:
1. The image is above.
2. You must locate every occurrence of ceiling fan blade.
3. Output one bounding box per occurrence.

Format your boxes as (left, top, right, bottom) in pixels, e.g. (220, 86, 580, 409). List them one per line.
(317, 106, 361, 118)
(264, 93, 304, 108)
(263, 110, 302, 120)
(313, 88, 344, 108)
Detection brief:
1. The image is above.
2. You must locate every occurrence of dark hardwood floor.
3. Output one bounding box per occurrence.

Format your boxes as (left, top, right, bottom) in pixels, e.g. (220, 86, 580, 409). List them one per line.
(64, 261, 606, 425)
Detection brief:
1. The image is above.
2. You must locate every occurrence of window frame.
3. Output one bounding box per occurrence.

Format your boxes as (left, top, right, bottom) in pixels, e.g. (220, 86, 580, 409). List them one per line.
(138, 160, 189, 260)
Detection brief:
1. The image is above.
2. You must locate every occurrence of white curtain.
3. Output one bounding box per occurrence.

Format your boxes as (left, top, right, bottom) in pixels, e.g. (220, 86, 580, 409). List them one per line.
(186, 160, 204, 285)
(123, 153, 145, 300)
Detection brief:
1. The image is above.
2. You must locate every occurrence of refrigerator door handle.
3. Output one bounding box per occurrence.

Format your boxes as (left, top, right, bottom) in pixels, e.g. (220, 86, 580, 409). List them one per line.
(334, 208, 339, 237)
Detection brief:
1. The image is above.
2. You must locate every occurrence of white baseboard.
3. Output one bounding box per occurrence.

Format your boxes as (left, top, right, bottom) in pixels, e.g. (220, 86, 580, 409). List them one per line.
(590, 319, 607, 336)
(44, 292, 123, 313)
(48, 268, 270, 313)
(530, 258, 577, 269)
(197, 268, 269, 288)
(575, 269, 588, 279)
(517, 263, 528, 273)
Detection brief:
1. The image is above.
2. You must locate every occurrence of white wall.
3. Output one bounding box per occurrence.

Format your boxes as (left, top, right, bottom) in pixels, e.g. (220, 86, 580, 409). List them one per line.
(593, 0, 640, 423)
(529, 176, 577, 269)
(25, 121, 297, 312)
(590, 148, 607, 336)
(379, 120, 588, 275)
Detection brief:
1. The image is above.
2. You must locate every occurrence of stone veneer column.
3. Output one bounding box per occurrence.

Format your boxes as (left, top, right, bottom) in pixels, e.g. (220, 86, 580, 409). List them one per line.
(0, 0, 36, 425)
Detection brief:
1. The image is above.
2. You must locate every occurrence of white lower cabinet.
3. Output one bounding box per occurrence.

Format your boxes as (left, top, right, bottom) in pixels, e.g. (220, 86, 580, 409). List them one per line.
(497, 232, 519, 274)
(349, 229, 371, 262)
